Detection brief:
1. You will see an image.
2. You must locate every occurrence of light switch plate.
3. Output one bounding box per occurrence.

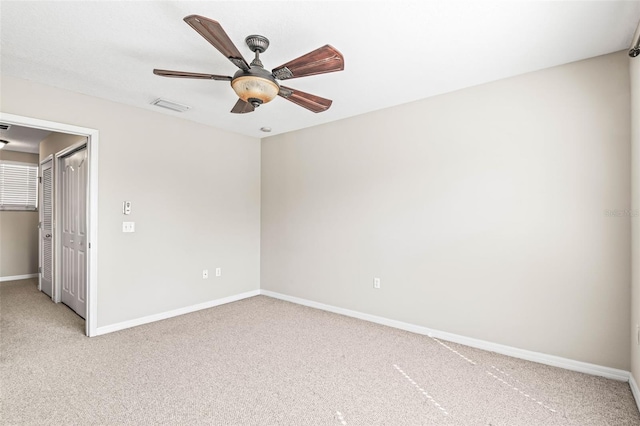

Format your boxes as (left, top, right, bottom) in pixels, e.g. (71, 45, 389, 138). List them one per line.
(122, 222, 135, 233)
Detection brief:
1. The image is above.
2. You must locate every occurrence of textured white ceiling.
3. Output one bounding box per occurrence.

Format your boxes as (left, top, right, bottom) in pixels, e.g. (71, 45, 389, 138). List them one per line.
(1, 1, 639, 139)
(0, 125, 49, 154)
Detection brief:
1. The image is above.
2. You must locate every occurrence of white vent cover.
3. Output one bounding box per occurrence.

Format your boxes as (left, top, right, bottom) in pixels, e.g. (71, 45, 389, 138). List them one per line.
(151, 98, 191, 113)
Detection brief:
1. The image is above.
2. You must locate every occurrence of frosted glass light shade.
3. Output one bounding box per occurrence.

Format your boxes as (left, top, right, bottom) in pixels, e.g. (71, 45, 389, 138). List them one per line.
(231, 76, 279, 104)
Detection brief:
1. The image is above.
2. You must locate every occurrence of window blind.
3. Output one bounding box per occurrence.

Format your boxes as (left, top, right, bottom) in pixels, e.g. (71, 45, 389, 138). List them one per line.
(0, 160, 38, 210)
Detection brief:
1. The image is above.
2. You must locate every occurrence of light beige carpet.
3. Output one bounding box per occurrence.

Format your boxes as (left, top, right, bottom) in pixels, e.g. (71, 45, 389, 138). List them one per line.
(1, 278, 639, 425)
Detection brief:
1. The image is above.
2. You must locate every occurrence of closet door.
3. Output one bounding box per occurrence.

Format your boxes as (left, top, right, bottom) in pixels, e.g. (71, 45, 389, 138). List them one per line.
(40, 159, 53, 298)
(60, 147, 87, 319)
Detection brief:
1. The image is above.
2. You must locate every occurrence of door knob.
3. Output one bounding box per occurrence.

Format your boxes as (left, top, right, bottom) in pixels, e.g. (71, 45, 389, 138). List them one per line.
(45, 234, 51, 238)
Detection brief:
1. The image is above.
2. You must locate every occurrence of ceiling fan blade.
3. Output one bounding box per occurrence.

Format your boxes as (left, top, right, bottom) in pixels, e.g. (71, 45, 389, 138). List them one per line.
(272, 45, 344, 80)
(184, 15, 250, 71)
(278, 86, 332, 113)
(153, 69, 232, 81)
(230, 99, 255, 114)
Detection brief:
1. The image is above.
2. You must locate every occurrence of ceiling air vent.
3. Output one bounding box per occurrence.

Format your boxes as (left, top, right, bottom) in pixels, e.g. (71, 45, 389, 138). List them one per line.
(0, 123, 11, 131)
(151, 98, 191, 113)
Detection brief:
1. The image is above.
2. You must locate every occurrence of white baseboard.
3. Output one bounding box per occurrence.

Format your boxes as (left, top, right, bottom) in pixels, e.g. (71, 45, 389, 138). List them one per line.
(0, 273, 38, 282)
(630, 373, 640, 414)
(260, 290, 630, 382)
(94, 289, 260, 336)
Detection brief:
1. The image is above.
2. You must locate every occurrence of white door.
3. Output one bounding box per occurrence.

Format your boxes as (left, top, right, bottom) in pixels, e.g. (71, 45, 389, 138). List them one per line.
(39, 159, 54, 297)
(60, 147, 88, 318)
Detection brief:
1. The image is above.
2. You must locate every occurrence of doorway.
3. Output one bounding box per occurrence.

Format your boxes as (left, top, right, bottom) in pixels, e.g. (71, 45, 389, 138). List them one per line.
(0, 112, 99, 336)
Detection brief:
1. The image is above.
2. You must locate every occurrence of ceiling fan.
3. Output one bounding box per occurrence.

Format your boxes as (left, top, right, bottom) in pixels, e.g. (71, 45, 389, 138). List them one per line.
(153, 15, 345, 114)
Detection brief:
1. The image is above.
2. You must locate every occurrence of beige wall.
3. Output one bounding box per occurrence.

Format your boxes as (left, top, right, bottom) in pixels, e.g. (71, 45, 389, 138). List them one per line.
(631, 55, 640, 385)
(0, 150, 40, 278)
(40, 132, 86, 160)
(262, 51, 631, 370)
(0, 75, 261, 327)
(0, 151, 38, 163)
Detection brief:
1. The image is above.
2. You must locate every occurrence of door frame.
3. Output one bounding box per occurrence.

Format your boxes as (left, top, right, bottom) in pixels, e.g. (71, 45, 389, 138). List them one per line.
(38, 154, 53, 294)
(0, 112, 99, 337)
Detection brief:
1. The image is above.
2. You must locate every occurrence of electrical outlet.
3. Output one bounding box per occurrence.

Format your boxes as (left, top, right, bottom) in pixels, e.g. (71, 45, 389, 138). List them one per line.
(202, 269, 209, 279)
(373, 277, 381, 289)
(215, 267, 222, 277)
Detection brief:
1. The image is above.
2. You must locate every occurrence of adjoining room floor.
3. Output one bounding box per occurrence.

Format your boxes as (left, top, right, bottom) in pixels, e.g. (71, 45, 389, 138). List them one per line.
(2, 279, 639, 425)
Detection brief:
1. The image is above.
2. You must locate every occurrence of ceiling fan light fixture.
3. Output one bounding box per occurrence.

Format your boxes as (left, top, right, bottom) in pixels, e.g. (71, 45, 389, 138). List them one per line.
(231, 75, 279, 105)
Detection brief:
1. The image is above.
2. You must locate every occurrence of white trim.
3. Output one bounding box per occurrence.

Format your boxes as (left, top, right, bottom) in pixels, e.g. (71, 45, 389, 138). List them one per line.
(630, 373, 640, 414)
(0, 112, 99, 338)
(55, 140, 87, 158)
(87, 130, 99, 337)
(0, 274, 38, 282)
(260, 290, 630, 382)
(94, 290, 260, 336)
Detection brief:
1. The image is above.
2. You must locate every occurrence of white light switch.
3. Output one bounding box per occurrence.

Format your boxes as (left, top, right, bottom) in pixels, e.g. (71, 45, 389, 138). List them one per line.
(122, 222, 135, 233)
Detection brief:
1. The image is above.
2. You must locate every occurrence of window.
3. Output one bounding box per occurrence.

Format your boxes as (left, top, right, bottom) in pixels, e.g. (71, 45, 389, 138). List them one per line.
(0, 160, 38, 211)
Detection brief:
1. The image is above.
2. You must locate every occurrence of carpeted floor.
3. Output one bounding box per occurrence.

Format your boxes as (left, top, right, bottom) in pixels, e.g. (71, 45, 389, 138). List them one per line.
(1, 278, 639, 425)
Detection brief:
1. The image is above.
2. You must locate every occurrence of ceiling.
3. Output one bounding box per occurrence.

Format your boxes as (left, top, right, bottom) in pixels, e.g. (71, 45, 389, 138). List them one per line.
(0, 124, 50, 154)
(1, 1, 639, 139)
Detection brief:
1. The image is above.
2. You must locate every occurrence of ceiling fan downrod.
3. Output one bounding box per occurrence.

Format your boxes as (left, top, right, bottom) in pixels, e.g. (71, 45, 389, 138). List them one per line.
(238, 34, 279, 108)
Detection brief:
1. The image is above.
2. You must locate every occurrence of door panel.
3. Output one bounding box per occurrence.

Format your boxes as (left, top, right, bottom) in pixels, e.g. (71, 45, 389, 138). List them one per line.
(60, 147, 87, 319)
(40, 160, 53, 297)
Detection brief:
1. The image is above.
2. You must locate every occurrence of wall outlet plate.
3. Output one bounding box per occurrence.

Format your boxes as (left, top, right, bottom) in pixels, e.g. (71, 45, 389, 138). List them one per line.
(373, 277, 381, 289)
(202, 269, 209, 279)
